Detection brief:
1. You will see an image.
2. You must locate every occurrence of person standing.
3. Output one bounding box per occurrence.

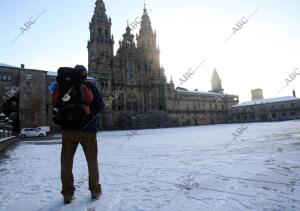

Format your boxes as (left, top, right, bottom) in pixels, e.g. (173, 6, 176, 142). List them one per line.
(52, 65, 105, 204)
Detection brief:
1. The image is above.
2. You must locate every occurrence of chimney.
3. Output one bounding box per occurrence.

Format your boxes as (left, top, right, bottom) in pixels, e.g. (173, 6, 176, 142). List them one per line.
(21, 64, 25, 69)
(293, 89, 296, 97)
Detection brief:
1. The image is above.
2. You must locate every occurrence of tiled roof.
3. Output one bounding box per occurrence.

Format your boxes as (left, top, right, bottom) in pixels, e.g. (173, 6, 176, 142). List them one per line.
(176, 89, 225, 97)
(232, 96, 300, 107)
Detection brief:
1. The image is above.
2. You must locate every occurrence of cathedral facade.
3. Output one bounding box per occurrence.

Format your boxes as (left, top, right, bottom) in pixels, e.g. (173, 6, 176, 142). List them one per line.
(87, 0, 239, 129)
(0, 0, 239, 131)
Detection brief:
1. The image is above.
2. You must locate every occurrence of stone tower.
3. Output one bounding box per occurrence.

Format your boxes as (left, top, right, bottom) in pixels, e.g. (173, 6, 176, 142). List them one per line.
(137, 5, 162, 80)
(87, 0, 114, 101)
(211, 68, 224, 94)
(136, 5, 166, 111)
(251, 88, 264, 100)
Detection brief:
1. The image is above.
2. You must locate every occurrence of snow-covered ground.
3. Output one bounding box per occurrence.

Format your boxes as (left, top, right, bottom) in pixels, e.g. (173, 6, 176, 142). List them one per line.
(1, 120, 300, 211)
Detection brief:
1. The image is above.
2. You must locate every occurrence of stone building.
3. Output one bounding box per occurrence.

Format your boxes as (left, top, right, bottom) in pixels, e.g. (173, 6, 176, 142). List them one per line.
(0, 0, 239, 131)
(0, 64, 47, 130)
(87, 0, 239, 129)
(0, 64, 97, 131)
(231, 93, 300, 123)
(251, 88, 264, 100)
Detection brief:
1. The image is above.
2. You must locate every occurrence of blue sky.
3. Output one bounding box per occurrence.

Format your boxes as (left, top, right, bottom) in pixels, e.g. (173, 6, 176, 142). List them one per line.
(0, 0, 299, 102)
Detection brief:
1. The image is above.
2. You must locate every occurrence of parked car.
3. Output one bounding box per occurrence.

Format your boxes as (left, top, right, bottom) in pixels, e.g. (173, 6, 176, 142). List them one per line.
(37, 126, 51, 136)
(19, 128, 46, 138)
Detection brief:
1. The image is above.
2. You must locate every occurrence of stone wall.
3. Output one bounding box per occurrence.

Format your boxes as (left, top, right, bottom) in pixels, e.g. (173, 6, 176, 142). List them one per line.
(0, 66, 20, 112)
(231, 99, 300, 123)
(19, 69, 47, 128)
(0, 137, 17, 153)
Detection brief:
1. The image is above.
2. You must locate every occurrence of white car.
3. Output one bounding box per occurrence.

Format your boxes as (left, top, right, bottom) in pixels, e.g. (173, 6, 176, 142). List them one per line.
(19, 128, 46, 138)
(37, 126, 51, 135)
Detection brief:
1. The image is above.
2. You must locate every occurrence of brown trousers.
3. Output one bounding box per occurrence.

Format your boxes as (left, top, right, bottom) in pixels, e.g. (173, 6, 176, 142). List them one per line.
(61, 131, 101, 195)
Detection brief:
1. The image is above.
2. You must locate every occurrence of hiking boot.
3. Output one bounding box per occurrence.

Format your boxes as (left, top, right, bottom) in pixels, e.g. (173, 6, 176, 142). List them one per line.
(63, 194, 74, 204)
(91, 190, 102, 200)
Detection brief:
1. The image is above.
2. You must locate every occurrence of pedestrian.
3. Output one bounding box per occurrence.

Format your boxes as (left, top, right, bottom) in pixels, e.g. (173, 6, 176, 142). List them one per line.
(52, 65, 105, 204)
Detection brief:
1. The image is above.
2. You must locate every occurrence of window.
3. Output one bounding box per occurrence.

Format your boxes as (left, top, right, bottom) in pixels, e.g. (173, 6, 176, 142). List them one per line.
(128, 74, 134, 83)
(132, 102, 138, 112)
(8, 75, 11, 80)
(25, 74, 32, 80)
(126, 102, 132, 110)
(25, 93, 31, 99)
(3, 75, 7, 80)
(128, 62, 134, 71)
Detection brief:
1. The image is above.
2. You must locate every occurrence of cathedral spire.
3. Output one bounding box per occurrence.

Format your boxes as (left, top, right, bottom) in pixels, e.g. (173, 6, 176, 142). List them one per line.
(211, 68, 224, 94)
(136, 3, 162, 80)
(93, 0, 107, 18)
(117, 22, 135, 51)
(143, 2, 147, 14)
(139, 3, 153, 35)
(88, 0, 114, 82)
(126, 20, 131, 33)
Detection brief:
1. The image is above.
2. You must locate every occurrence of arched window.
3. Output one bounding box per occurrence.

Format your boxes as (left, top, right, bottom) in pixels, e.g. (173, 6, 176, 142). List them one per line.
(126, 93, 138, 111)
(127, 62, 134, 71)
(128, 73, 134, 84)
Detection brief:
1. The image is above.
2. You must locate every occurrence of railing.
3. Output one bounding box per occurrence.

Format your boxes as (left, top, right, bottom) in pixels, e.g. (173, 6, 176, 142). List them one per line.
(0, 131, 13, 140)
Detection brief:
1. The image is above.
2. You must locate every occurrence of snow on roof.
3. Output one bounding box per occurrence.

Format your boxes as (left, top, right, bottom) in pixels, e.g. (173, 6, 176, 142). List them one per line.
(232, 96, 300, 108)
(47, 71, 57, 77)
(0, 63, 18, 68)
(176, 89, 224, 97)
(47, 71, 96, 80)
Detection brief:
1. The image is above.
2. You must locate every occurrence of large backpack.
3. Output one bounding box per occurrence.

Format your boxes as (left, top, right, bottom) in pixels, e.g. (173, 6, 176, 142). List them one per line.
(52, 67, 94, 130)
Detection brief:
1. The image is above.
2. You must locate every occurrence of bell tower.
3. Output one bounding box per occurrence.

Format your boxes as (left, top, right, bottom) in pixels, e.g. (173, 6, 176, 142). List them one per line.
(137, 5, 162, 81)
(88, 0, 114, 97)
(211, 68, 224, 94)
